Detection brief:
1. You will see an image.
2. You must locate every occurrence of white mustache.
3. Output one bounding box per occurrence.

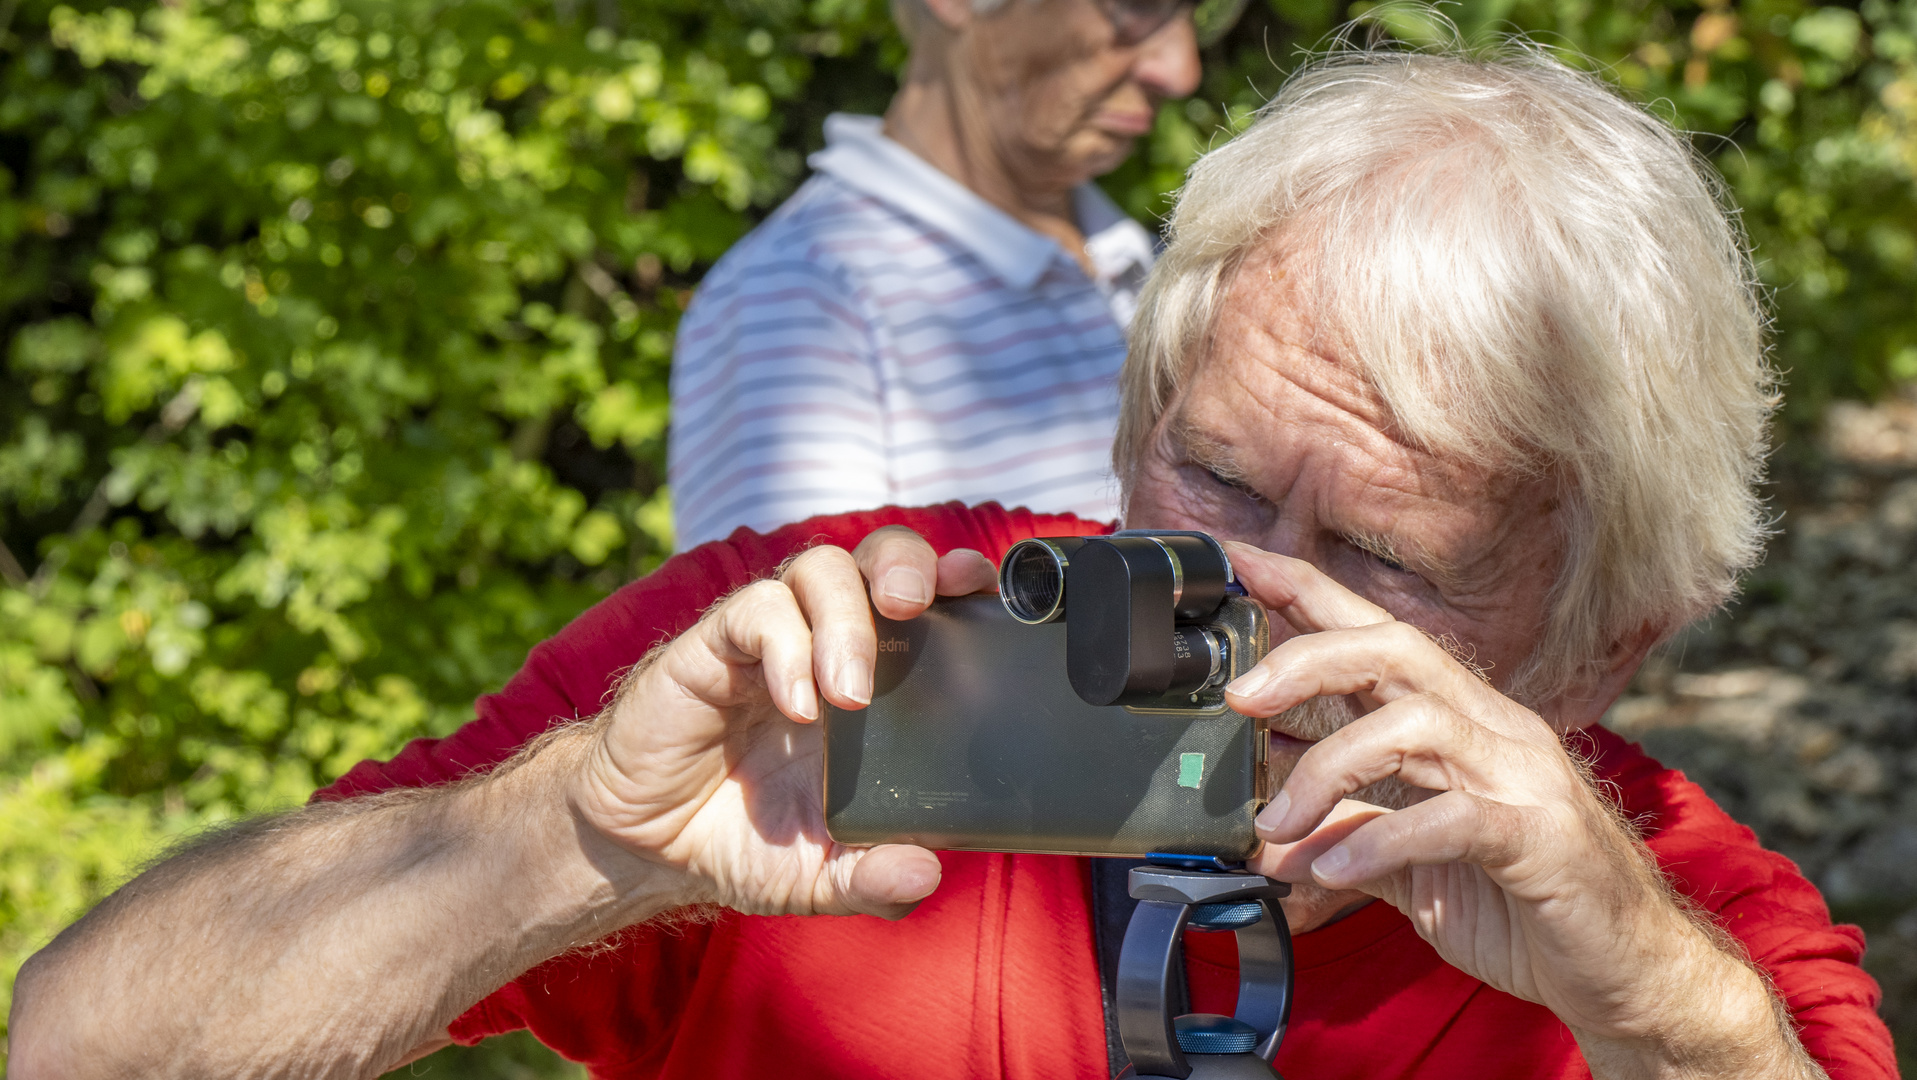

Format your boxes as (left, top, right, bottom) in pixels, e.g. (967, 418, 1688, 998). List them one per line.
(1269, 694, 1361, 741)
(1267, 694, 1430, 811)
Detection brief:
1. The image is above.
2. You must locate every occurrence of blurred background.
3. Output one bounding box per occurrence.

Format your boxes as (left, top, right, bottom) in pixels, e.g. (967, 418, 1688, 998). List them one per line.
(0, 0, 1913, 1074)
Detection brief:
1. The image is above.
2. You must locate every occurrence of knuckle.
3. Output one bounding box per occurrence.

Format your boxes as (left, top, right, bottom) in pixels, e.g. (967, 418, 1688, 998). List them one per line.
(1281, 552, 1324, 580)
(1395, 691, 1448, 726)
(1377, 693, 1453, 747)
(1432, 788, 1478, 827)
(1381, 620, 1428, 653)
(737, 577, 797, 613)
(866, 525, 928, 554)
(1445, 792, 1499, 846)
(785, 544, 853, 579)
(945, 546, 992, 571)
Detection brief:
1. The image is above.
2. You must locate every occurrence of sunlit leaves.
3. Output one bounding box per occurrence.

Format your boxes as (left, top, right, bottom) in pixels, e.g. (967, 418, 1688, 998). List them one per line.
(0, 0, 907, 1039)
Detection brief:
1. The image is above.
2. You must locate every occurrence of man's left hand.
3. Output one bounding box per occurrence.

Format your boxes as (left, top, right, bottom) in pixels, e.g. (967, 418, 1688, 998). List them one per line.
(1220, 542, 1822, 1079)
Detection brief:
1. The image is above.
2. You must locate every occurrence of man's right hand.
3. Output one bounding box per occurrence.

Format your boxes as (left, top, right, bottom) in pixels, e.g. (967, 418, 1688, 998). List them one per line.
(570, 525, 996, 920)
(6, 525, 994, 1080)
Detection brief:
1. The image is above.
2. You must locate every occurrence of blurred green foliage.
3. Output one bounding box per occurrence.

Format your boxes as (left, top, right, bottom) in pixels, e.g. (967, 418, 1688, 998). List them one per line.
(0, 0, 1912, 1072)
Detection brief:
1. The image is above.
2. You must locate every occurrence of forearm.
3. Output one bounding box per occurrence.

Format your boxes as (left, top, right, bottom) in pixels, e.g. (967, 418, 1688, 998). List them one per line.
(1572, 924, 1825, 1080)
(8, 722, 693, 1080)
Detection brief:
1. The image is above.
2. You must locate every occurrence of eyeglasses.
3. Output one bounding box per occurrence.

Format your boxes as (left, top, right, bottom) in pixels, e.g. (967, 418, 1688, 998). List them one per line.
(1093, 0, 1249, 48)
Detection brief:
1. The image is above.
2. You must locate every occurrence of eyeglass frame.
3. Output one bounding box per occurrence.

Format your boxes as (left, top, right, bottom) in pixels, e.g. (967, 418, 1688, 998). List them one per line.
(1090, 0, 1248, 48)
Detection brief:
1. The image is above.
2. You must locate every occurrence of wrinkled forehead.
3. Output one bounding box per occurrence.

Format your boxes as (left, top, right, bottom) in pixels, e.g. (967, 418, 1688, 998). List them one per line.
(1176, 242, 1538, 509)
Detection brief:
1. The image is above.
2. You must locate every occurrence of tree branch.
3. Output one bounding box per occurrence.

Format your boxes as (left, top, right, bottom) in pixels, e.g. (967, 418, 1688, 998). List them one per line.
(27, 379, 204, 596)
(0, 535, 27, 589)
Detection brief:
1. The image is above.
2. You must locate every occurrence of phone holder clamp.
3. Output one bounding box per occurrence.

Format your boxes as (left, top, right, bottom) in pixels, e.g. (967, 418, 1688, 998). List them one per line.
(1114, 865, 1294, 1080)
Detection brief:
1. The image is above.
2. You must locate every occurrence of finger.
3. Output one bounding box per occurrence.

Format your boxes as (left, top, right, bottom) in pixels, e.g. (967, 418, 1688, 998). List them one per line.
(709, 579, 821, 722)
(852, 525, 940, 620)
(782, 546, 880, 710)
(1257, 693, 1538, 844)
(1305, 789, 1534, 890)
(836, 844, 943, 920)
(1249, 798, 1391, 884)
(1225, 620, 1489, 718)
(935, 548, 998, 596)
(1223, 541, 1394, 634)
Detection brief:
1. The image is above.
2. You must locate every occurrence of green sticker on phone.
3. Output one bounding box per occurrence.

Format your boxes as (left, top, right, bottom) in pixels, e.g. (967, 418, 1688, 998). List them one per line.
(1177, 753, 1205, 789)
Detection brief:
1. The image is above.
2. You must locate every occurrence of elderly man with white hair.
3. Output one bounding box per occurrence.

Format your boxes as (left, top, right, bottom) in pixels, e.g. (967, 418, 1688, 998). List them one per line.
(10, 46, 1897, 1080)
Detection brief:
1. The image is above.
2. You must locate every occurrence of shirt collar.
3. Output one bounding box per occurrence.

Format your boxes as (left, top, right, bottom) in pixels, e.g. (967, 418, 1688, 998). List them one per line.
(1077, 184, 1158, 286)
(808, 114, 1153, 293)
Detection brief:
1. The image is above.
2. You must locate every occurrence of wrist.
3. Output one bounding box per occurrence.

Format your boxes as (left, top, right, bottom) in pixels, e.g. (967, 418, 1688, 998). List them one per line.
(1571, 919, 1817, 1080)
(473, 725, 705, 942)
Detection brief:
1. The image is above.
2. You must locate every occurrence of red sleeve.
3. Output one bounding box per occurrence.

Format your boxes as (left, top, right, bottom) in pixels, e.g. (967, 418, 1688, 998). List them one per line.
(315, 501, 1106, 800)
(1586, 726, 1897, 1079)
(310, 501, 1107, 1060)
(444, 918, 728, 1068)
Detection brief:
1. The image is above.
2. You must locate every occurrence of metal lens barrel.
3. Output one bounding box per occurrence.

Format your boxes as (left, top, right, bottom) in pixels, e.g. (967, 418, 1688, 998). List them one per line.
(1169, 624, 1229, 695)
(999, 538, 1082, 625)
(1001, 531, 1235, 708)
(1154, 534, 1232, 621)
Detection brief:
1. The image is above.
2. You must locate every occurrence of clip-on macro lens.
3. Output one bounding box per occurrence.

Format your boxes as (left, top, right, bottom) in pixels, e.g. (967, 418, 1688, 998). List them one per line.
(999, 531, 1239, 707)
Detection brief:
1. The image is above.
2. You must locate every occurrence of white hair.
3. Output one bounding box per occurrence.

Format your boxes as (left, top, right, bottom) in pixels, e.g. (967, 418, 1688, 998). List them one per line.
(1118, 43, 1776, 702)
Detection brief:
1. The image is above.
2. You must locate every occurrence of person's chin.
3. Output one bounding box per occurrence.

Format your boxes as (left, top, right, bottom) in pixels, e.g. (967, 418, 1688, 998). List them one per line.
(1058, 129, 1139, 178)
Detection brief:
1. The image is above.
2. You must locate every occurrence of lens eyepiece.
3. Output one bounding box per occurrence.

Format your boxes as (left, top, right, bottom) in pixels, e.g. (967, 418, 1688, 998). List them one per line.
(1000, 538, 1080, 624)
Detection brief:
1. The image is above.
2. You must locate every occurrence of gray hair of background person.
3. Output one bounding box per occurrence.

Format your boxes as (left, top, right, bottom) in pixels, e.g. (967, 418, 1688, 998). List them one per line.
(1118, 45, 1776, 704)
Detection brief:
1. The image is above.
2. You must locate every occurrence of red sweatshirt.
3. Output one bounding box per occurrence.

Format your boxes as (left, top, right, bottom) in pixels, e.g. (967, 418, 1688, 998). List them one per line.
(320, 502, 1895, 1079)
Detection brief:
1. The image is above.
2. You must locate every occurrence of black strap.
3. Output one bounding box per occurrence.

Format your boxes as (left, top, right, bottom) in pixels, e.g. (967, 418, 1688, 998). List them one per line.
(1091, 858, 1189, 1077)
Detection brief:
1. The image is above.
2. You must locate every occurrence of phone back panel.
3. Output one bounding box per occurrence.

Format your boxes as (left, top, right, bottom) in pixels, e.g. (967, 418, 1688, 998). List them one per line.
(823, 594, 1267, 859)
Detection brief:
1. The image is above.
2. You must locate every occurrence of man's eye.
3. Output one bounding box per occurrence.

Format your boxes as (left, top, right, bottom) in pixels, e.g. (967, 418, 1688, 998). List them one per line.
(1348, 536, 1414, 575)
(1201, 466, 1263, 501)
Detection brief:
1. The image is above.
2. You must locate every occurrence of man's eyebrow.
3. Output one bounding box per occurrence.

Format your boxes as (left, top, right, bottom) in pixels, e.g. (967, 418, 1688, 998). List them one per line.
(1168, 416, 1261, 493)
(1170, 414, 1468, 588)
(1342, 527, 1462, 587)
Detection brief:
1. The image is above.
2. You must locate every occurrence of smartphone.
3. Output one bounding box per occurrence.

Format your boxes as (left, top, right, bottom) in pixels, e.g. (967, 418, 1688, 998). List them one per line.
(822, 592, 1271, 859)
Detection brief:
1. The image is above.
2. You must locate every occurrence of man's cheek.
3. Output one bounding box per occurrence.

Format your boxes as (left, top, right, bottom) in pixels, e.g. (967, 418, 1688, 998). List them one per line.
(1122, 470, 1198, 530)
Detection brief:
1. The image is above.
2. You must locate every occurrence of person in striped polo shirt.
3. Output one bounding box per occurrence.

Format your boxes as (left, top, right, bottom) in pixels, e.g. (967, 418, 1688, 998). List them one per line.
(666, 0, 1205, 548)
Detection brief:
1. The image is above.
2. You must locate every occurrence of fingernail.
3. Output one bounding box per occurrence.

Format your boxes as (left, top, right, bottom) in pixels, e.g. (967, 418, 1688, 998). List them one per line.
(1255, 791, 1290, 835)
(1227, 667, 1272, 698)
(793, 681, 819, 721)
(897, 866, 941, 902)
(838, 657, 872, 706)
(880, 566, 931, 606)
(1312, 844, 1350, 881)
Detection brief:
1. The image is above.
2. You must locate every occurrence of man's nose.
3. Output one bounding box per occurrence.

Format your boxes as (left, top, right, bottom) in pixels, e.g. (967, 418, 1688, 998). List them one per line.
(1133, 15, 1202, 99)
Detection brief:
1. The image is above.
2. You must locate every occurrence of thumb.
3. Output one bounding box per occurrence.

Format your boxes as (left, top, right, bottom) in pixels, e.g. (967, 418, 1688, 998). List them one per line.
(1250, 798, 1390, 884)
(837, 845, 943, 920)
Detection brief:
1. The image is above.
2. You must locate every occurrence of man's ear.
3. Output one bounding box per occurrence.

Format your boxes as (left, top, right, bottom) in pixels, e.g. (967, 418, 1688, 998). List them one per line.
(1543, 620, 1668, 731)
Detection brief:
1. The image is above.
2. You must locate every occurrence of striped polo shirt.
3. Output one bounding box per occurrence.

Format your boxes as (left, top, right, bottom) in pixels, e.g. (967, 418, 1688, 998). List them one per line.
(666, 113, 1155, 549)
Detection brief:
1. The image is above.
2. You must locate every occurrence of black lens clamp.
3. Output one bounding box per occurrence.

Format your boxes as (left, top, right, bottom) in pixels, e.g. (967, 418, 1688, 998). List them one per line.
(999, 531, 1239, 707)
(1114, 862, 1293, 1080)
